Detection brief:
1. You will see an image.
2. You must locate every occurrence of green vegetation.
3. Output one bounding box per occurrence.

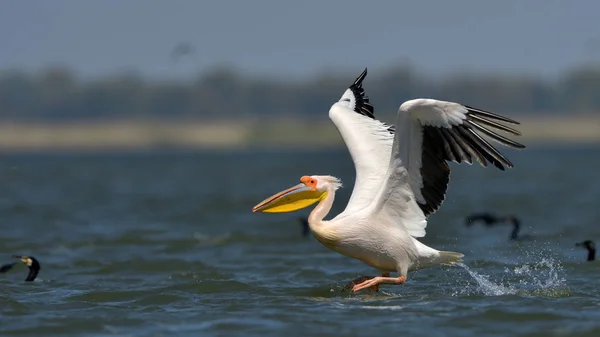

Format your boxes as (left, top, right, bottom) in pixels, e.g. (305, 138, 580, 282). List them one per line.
(1, 64, 599, 150)
(1, 64, 600, 122)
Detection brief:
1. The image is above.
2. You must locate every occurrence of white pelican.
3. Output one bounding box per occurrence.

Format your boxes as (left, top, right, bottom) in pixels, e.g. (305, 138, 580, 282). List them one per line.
(252, 69, 525, 292)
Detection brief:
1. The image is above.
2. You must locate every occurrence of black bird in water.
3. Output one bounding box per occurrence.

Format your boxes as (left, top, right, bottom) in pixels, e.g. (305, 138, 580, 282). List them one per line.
(298, 216, 310, 237)
(503, 215, 534, 241)
(576, 240, 596, 261)
(465, 212, 505, 227)
(0, 255, 41, 282)
(466, 212, 532, 241)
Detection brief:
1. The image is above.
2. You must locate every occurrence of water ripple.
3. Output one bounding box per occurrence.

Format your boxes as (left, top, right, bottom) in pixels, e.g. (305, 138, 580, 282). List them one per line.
(1, 149, 600, 336)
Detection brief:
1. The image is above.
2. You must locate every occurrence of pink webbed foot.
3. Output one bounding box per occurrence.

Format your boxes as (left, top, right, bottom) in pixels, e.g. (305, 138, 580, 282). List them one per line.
(343, 275, 379, 292)
(351, 275, 407, 293)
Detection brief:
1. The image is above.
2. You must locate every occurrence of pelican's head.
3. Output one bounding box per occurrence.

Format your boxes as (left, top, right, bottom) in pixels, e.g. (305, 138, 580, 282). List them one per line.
(252, 175, 342, 213)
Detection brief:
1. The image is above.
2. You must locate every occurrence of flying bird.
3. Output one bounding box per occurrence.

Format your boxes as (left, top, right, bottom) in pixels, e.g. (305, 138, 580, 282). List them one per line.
(0, 255, 41, 282)
(170, 42, 195, 62)
(252, 68, 525, 293)
(576, 240, 596, 261)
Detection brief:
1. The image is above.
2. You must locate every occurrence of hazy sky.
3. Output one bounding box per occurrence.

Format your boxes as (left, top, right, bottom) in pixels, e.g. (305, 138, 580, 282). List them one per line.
(1, 0, 599, 80)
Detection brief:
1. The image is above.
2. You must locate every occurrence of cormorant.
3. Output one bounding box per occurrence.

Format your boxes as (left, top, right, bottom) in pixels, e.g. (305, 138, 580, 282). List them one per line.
(0, 255, 41, 282)
(576, 240, 596, 261)
(465, 212, 503, 227)
(503, 215, 534, 241)
(466, 213, 532, 241)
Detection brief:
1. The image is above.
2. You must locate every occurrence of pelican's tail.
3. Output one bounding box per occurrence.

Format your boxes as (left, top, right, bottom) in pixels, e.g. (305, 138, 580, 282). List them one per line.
(413, 239, 464, 269)
(438, 251, 464, 265)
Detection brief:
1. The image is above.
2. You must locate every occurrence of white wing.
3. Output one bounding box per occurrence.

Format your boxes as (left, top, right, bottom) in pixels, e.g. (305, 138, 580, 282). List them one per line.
(368, 98, 525, 238)
(328, 68, 395, 215)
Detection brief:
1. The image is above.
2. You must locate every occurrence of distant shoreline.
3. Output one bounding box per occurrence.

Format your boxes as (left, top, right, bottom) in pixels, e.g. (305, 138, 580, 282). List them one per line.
(0, 115, 598, 152)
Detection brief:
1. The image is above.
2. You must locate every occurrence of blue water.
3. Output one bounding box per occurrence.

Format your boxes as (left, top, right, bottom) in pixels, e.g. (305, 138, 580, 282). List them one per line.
(1, 146, 599, 336)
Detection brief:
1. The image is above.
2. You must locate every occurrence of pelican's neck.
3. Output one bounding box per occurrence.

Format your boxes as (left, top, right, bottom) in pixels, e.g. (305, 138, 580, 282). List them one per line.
(307, 186, 339, 248)
(308, 186, 336, 228)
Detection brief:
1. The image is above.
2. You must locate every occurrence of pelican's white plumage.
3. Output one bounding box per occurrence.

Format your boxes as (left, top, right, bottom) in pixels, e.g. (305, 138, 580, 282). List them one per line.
(253, 68, 525, 292)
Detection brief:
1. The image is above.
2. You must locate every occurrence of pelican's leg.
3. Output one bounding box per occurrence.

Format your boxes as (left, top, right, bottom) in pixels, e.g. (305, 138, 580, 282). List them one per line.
(352, 273, 406, 293)
(343, 275, 379, 292)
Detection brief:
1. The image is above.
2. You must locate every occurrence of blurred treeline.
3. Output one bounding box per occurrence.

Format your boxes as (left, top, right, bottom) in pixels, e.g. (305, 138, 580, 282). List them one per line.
(1, 64, 600, 121)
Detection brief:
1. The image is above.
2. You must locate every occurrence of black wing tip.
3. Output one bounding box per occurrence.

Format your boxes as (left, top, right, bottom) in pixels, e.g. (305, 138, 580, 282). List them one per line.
(450, 124, 518, 171)
(350, 67, 368, 91)
(465, 105, 521, 125)
(463, 119, 526, 150)
(348, 68, 374, 118)
(419, 106, 521, 216)
(352, 68, 368, 87)
(462, 106, 527, 160)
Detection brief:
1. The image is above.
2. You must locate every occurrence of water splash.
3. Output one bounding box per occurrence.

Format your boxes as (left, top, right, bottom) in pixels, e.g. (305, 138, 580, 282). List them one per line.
(456, 263, 516, 296)
(452, 256, 569, 297)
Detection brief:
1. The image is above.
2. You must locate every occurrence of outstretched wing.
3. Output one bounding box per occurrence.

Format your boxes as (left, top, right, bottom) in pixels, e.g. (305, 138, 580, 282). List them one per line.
(328, 68, 395, 215)
(368, 99, 525, 237)
(0, 262, 17, 273)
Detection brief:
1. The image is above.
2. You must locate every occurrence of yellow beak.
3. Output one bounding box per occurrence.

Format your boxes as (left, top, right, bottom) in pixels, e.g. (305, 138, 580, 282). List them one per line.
(252, 183, 327, 213)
